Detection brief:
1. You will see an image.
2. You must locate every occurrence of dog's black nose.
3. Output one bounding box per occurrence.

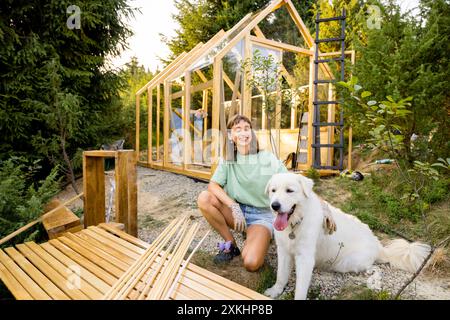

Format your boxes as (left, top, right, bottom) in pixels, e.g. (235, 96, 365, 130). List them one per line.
(271, 201, 281, 211)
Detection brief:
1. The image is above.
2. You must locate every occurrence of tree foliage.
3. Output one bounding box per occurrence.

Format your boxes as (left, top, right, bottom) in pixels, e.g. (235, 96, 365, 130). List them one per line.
(0, 0, 136, 181)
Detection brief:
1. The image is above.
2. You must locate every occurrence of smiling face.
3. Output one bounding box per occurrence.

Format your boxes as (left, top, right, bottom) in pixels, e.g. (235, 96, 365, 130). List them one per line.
(230, 119, 252, 149)
(265, 173, 314, 231)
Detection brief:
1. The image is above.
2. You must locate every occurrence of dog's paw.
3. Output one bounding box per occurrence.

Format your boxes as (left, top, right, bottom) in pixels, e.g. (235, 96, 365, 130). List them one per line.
(264, 285, 284, 298)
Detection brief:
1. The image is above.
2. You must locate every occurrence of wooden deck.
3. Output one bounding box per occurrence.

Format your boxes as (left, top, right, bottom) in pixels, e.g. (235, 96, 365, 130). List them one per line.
(0, 224, 269, 300)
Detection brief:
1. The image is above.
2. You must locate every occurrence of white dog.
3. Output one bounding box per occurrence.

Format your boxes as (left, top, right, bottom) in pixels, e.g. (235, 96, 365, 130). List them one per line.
(264, 173, 431, 300)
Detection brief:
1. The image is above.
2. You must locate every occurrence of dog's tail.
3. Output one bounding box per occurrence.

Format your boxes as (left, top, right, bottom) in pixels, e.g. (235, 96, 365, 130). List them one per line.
(376, 239, 431, 273)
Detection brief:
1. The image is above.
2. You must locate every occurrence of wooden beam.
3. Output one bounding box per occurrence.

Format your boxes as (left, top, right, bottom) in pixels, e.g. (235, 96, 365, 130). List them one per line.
(167, 30, 226, 81)
(284, 0, 314, 48)
(171, 80, 213, 100)
(136, 52, 188, 96)
(214, 0, 285, 61)
(148, 88, 152, 165)
(249, 35, 313, 56)
(223, 71, 241, 99)
(319, 50, 354, 57)
(195, 70, 209, 83)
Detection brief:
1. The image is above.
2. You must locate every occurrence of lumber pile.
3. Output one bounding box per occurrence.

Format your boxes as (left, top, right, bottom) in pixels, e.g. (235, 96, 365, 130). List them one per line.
(103, 215, 209, 300)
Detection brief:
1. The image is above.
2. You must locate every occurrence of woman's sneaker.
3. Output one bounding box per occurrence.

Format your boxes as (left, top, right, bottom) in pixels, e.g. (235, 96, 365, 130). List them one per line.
(213, 241, 241, 264)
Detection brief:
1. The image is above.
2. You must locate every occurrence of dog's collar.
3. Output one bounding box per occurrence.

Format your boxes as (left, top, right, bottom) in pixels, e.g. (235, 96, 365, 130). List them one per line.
(288, 217, 303, 240)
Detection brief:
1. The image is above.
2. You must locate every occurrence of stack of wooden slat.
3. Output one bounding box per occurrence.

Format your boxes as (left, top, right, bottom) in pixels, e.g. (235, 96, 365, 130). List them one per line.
(103, 215, 209, 300)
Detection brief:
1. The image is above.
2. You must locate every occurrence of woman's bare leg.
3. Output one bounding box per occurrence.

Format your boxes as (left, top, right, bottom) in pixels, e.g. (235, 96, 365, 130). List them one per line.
(241, 225, 271, 272)
(197, 190, 236, 244)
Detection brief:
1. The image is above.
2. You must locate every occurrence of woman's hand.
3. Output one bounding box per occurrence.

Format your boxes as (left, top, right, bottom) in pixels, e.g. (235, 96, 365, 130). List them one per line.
(229, 203, 247, 232)
(322, 202, 337, 235)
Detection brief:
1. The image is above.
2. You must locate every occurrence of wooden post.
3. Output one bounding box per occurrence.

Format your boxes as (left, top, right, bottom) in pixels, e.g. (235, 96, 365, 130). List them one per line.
(327, 84, 336, 166)
(307, 53, 314, 168)
(243, 35, 252, 119)
(211, 59, 222, 173)
(348, 127, 353, 171)
(148, 87, 153, 165)
(83, 154, 105, 228)
(136, 95, 140, 156)
(164, 81, 171, 167)
(83, 150, 137, 237)
(157, 84, 161, 161)
(184, 71, 192, 169)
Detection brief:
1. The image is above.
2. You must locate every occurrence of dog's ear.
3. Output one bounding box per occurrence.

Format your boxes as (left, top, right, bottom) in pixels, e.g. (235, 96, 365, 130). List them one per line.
(297, 175, 314, 198)
(264, 177, 273, 195)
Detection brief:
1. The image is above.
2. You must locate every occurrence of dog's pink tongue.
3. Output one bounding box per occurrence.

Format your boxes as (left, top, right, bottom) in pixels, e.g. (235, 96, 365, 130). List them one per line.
(274, 213, 289, 231)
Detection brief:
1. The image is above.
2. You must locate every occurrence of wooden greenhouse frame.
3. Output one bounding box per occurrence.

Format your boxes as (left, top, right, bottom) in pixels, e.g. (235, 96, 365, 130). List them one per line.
(135, 0, 354, 180)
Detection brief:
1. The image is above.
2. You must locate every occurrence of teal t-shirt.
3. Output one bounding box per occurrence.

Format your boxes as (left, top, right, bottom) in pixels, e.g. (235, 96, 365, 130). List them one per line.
(210, 151, 288, 208)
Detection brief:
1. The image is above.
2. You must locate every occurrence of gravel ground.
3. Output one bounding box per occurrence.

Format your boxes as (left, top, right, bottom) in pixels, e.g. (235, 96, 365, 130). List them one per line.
(56, 166, 450, 300)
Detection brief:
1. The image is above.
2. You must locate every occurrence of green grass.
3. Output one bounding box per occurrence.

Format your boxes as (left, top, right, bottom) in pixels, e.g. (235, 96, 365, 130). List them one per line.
(335, 285, 395, 300)
(255, 264, 276, 294)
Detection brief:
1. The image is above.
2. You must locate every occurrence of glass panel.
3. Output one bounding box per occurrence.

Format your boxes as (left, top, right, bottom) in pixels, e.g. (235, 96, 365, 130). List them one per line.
(188, 11, 261, 72)
(222, 40, 244, 123)
(257, 5, 308, 48)
(168, 77, 184, 167)
(186, 64, 214, 172)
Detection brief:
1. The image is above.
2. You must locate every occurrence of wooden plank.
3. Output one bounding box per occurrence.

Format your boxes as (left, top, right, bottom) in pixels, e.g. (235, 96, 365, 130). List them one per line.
(16, 243, 89, 300)
(0, 249, 51, 300)
(81, 228, 139, 260)
(187, 263, 270, 300)
(83, 154, 105, 228)
(250, 35, 313, 56)
(22, 242, 101, 299)
(83, 150, 118, 158)
(0, 259, 33, 300)
(98, 223, 150, 250)
(62, 233, 128, 273)
(48, 239, 117, 286)
(57, 236, 124, 278)
(42, 202, 80, 239)
(88, 226, 145, 255)
(40, 242, 110, 294)
(4, 247, 69, 300)
(76, 231, 136, 264)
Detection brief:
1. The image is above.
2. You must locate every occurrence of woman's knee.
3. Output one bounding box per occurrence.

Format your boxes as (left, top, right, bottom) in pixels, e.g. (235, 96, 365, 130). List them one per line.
(243, 254, 264, 272)
(197, 190, 216, 211)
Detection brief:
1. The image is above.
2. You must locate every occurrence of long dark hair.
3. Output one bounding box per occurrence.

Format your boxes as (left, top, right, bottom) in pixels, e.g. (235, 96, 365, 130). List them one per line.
(224, 114, 260, 162)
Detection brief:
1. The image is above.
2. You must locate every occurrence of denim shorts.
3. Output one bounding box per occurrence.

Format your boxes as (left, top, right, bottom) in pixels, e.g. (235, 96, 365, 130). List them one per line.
(238, 202, 274, 237)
